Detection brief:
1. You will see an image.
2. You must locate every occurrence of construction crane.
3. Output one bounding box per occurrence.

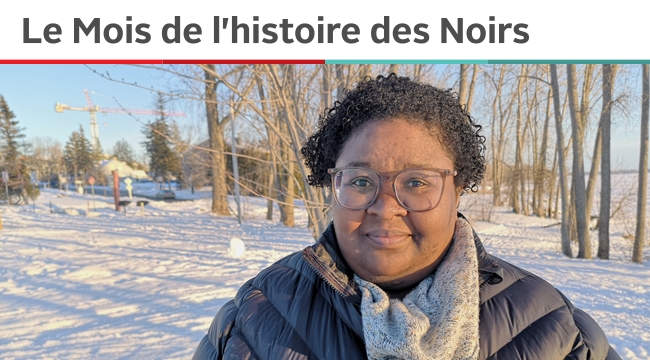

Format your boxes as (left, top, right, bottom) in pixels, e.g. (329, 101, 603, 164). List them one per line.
(55, 89, 185, 151)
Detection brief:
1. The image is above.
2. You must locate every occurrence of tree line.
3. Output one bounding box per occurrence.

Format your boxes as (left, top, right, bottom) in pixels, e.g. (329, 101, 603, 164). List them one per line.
(0, 92, 181, 193)
(90, 63, 647, 262)
(2, 64, 648, 263)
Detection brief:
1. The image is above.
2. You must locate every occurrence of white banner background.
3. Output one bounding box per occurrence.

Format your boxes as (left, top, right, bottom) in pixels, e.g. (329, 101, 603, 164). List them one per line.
(0, 0, 640, 60)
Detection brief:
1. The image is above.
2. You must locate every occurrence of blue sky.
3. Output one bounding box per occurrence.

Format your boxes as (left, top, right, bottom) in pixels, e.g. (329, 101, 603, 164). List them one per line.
(0, 65, 197, 161)
(0, 65, 646, 170)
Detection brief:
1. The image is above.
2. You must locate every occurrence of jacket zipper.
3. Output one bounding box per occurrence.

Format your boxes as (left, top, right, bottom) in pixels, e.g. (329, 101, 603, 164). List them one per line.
(303, 248, 361, 307)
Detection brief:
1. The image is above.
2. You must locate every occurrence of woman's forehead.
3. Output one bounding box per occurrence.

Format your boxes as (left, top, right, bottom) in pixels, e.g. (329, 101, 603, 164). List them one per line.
(338, 160, 441, 169)
(335, 119, 453, 169)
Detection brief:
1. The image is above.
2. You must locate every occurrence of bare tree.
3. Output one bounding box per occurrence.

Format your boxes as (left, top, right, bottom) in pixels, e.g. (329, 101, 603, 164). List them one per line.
(512, 65, 527, 214)
(633, 64, 649, 263)
(29, 136, 65, 183)
(201, 65, 252, 215)
(567, 64, 592, 259)
(458, 64, 479, 113)
(534, 88, 552, 217)
(598, 64, 617, 259)
(466, 64, 479, 113)
(459, 65, 468, 107)
(550, 64, 573, 257)
(204, 65, 230, 215)
(485, 65, 516, 207)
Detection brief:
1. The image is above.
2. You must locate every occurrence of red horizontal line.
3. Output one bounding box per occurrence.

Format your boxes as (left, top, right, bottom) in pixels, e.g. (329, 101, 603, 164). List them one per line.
(0, 59, 325, 65)
(0, 60, 162, 64)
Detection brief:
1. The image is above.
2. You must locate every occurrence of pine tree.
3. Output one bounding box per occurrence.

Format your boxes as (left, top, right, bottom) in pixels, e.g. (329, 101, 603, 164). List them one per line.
(64, 125, 93, 183)
(0, 95, 36, 203)
(143, 94, 182, 188)
(0, 95, 26, 178)
(91, 138, 105, 163)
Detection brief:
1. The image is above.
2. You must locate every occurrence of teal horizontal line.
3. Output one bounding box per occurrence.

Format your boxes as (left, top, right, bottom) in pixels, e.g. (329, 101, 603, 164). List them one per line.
(326, 60, 650, 65)
(489, 60, 650, 64)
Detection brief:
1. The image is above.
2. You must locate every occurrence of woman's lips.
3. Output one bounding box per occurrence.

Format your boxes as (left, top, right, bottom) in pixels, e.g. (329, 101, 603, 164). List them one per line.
(365, 231, 411, 248)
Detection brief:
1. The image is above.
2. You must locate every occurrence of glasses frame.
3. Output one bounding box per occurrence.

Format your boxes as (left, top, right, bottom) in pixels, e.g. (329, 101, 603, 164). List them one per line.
(327, 167, 457, 212)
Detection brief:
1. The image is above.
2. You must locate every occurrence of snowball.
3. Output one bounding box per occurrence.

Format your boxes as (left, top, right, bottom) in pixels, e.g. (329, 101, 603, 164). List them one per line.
(228, 237, 246, 259)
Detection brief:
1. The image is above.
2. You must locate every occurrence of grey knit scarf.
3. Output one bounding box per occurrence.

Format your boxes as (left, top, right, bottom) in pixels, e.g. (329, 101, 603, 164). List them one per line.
(354, 218, 479, 360)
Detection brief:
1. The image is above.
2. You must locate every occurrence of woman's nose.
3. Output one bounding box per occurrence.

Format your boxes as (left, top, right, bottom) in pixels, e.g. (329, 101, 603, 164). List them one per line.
(366, 184, 408, 218)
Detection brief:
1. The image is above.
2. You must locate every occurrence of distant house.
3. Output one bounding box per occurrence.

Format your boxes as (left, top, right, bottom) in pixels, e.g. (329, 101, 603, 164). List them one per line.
(96, 159, 151, 186)
(131, 169, 149, 180)
(98, 159, 135, 178)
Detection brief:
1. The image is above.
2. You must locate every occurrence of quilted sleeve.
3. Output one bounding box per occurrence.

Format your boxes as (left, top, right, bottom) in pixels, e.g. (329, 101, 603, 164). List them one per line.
(192, 299, 240, 360)
(572, 307, 622, 360)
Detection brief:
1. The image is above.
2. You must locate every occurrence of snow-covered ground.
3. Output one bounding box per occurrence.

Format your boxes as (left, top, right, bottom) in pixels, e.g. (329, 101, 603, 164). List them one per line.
(0, 188, 648, 359)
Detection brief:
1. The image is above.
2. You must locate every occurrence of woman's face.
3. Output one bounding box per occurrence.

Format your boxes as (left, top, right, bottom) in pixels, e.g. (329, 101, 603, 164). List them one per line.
(332, 118, 460, 291)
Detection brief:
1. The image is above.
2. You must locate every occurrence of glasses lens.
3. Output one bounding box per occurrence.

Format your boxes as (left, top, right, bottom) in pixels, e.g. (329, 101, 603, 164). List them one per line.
(394, 170, 445, 211)
(333, 169, 380, 209)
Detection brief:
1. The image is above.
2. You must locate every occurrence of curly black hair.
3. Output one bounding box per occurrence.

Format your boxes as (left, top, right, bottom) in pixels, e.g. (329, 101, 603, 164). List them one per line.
(300, 73, 486, 193)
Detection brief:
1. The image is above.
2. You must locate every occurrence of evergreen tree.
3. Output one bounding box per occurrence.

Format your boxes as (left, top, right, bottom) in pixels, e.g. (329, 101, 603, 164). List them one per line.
(91, 138, 105, 163)
(0, 95, 38, 203)
(64, 125, 93, 182)
(0, 95, 26, 178)
(112, 139, 136, 163)
(143, 94, 182, 187)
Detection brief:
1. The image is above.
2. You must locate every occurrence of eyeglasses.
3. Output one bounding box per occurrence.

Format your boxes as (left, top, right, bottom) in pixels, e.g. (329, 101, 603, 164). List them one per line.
(328, 167, 457, 212)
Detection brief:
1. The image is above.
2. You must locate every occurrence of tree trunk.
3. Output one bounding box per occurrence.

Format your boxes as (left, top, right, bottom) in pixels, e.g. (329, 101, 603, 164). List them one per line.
(412, 64, 424, 82)
(512, 65, 526, 214)
(204, 65, 230, 215)
(586, 67, 615, 223)
(459, 64, 468, 108)
(547, 139, 558, 218)
(360, 64, 372, 79)
(490, 68, 501, 207)
(335, 65, 344, 99)
(255, 70, 276, 221)
(567, 64, 591, 259)
(266, 164, 274, 220)
(585, 126, 602, 221)
(550, 64, 573, 257)
(280, 157, 295, 227)
(278, 65, 297, 228)
(537, 89, 552, 217)
(466, 64, 479, 113)
(490, 65, 509, 207)
(598, 64, 616, 259)
(633, 64, 649, 263)
(322, 66, 332, 114)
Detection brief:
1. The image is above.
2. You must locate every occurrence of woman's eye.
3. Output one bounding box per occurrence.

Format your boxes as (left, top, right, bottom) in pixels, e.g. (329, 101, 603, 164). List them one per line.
(350, 178, 372, 187)
(405, 179, 427, 188)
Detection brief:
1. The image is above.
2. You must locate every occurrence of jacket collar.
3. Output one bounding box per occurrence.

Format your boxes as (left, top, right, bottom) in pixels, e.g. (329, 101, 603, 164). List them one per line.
(459, 212, 504, 286)
(303, 223, 360, 303)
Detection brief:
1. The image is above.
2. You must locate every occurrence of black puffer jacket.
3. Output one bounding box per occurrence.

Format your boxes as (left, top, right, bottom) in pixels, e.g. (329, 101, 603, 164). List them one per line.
(193, 217, 621, 360)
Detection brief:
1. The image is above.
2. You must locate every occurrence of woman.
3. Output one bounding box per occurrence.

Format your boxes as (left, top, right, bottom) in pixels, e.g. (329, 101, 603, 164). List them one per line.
(193, 74, 620, 360)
